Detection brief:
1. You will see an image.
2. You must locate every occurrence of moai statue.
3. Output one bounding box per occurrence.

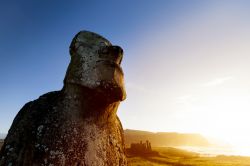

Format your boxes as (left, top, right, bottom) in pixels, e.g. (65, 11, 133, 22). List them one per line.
(148, 142, 152, 151)
(0, 31, 127, 166)
(146, 140, 149, 150)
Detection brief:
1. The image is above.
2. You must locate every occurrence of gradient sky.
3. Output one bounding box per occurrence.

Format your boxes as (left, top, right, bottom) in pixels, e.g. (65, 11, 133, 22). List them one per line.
(2, 0, 250, 150)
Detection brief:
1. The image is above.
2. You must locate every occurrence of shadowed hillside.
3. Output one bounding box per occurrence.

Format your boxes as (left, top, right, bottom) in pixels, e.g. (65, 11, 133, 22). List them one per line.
(124, 129, 211, 147)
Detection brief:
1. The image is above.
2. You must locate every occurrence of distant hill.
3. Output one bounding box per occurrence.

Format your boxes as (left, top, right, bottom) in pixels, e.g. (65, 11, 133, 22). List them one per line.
(0, 133, 6, 139)
(0, 133, 6, 149)
(124, 129, 211, 147)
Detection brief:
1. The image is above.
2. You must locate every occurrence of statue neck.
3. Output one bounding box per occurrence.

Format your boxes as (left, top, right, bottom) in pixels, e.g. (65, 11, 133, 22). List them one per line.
(62, 83, 120, 122)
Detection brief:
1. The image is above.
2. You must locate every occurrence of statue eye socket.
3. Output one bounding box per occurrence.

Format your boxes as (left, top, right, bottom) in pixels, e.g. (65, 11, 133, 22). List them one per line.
(98, 46, 109, 55)
(99, 41, 107, 47)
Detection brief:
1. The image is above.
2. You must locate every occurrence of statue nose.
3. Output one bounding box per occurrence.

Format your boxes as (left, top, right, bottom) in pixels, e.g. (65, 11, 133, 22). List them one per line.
(112, 46, 123, 56)
(111, 46, 123, 64)
(98, 45, 123, 64)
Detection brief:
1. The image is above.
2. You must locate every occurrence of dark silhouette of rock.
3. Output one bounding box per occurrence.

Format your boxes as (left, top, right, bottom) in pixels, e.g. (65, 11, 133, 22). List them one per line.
(0, 31, 127, 166)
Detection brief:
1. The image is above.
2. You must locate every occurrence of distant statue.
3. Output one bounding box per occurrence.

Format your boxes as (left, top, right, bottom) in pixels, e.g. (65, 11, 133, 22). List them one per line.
(0, 31, 127, 166)
(130, 140, 152, 153)
(128, 140, 158, 157)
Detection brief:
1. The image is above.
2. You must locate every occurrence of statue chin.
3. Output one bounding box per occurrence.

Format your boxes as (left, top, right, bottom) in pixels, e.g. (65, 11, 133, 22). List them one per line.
(96, 80, 126, 102)
(78, 77, 126, 103)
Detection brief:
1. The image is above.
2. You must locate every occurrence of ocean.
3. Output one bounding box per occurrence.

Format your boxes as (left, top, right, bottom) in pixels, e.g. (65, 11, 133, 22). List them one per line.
(176, 146, 250, 157)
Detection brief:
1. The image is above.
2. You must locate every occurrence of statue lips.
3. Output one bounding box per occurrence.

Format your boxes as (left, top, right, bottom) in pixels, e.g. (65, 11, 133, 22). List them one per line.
(97, 60, 124, 75)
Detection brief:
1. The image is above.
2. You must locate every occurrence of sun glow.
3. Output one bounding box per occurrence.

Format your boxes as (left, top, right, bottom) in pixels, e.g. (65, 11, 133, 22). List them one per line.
(117, 1, 250, 157)
(177, 91, 250, 155)
(206, 97, 248, 137)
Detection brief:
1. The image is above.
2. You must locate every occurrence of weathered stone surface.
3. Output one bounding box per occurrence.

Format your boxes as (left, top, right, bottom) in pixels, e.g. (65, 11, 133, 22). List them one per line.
(0, 31, 127, 166)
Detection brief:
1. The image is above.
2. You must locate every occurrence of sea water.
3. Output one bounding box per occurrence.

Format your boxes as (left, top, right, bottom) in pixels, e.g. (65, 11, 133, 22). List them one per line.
(176, 146, 250, 157)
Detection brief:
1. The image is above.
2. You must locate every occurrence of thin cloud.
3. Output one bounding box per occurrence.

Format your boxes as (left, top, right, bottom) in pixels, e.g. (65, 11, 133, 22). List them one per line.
(202, 76, 233, 87)
(126, 82, 152, 94)
(175, 95, 199, 105)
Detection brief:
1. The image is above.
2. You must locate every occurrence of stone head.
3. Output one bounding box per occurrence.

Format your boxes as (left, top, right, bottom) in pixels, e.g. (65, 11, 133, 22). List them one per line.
(64, 31, 126, 102)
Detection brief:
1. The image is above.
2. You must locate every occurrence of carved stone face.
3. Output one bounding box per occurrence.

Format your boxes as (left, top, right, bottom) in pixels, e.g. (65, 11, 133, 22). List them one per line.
(64, 31, 126, 102)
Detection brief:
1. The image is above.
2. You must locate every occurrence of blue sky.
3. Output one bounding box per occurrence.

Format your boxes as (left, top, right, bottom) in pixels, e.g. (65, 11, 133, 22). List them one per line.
(2, 0, 250, 150)
(0, 0, 198, 133)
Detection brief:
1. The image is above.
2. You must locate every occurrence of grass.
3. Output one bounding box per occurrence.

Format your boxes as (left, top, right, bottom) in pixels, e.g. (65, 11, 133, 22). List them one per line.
(127, 147, 250, 166)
